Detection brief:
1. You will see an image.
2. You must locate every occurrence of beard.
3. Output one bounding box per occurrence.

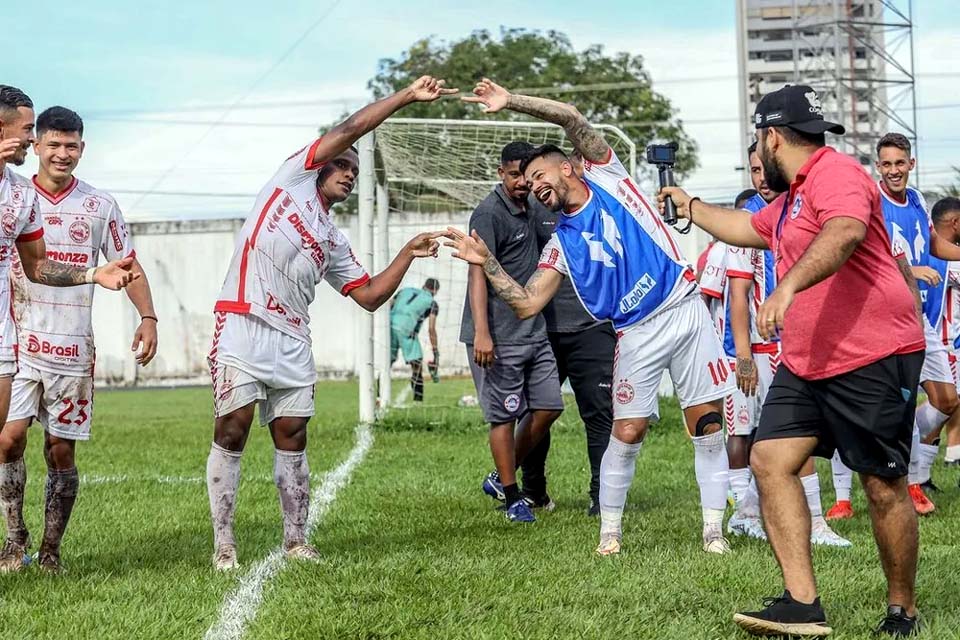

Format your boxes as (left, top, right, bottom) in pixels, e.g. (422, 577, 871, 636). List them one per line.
(760, 150, 790, 194)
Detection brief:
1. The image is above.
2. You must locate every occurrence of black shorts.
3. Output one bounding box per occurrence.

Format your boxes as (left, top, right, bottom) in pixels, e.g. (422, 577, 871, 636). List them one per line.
(754, 351, 924, 478)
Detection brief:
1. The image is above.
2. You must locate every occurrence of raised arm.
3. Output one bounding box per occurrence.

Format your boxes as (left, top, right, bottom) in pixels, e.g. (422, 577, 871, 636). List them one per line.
(310, 76, 458, 167)
(445, 228, 562, 319)
(348, 231, 444, 312)
(657, 187, 769, 250)
(462, 79, 610, 163)
(16, 236, 139, 290)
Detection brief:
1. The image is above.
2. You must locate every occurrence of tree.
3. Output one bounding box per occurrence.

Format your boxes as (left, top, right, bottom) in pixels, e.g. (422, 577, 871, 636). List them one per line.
(368, 28, 699, 178)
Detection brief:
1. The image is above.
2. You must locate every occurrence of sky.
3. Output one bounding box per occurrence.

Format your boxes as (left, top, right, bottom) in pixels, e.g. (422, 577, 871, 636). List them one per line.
(6, 0, 957, 220)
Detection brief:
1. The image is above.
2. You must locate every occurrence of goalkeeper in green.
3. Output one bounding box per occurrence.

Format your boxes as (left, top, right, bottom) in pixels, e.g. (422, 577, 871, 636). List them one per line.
(390, 278, 440, 401)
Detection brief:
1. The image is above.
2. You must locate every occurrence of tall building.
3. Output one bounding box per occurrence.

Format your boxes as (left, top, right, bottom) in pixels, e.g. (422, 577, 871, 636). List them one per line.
(736, 0, 917, 176)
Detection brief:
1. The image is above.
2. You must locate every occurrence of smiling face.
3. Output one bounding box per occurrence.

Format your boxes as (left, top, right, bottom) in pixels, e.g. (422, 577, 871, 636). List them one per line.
(316, 148, 360, 204)
(35, 129, 84, 181)
(523, 153, 576, 212)
(0, 106, 36, 166)
(876, 145, 915, 198)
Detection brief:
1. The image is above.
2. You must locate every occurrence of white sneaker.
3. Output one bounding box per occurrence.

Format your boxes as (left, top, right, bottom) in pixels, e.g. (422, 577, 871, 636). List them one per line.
(596, 533, 622, 556)
(284, 541, 321, 562)
(703, 526, 732, 554)
(213, 544, 239, 571)
(810, 518, 852, 548)
(727, 513, 768, 541)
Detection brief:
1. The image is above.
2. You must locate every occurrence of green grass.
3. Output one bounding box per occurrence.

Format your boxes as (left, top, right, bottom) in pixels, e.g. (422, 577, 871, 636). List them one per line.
(2, 380, 959, 639)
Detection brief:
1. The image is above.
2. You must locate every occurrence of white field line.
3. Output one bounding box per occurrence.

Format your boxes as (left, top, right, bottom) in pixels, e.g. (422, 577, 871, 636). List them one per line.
(203, 422, 374, 640)
(392, 383, 412, 408)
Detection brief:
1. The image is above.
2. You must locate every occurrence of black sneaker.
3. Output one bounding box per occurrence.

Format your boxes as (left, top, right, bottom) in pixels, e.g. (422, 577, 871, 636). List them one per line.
(875, 605, 919, 637)
(733, 590, 832, 637)
(521, 492, 556, 511)
(920, 479, 941, 493)
(587, 498, 600, 517)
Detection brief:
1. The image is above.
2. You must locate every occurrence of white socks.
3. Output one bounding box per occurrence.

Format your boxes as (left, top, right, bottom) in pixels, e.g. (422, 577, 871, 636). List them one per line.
(274, 449, 310, 547)
(598, 436, 642, 538)
(206, 443, 242, 549)
(0, 459, 27, 544)
(801, 472, 823, 522)
(915, 402, 947, 439)
(908, 426, 922, 485)
(946, 444, 960, 464)
(729, 467, 754, 515)
(830, 451, 853, 502)
(692, 430, 729, 528)
(916, 443, 939, 485)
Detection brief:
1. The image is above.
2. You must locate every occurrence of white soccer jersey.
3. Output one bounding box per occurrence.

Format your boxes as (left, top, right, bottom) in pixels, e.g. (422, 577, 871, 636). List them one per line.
(724, 245, 777, 347)
(11, 177, 135, 376)
(699, 241, 727, 342)
(214, 139, 369, 344)
(0, 167, 44, 363)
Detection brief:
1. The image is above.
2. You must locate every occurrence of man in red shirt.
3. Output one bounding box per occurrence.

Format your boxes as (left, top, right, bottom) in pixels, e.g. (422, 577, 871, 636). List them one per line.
(661, 85, 924, 638)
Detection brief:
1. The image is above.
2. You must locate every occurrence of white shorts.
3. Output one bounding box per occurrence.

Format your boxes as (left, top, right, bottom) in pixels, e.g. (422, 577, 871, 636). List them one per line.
(208, 312, 316, 425)
(920, 317, 953, 386)
(7, 363, 94, 440)
(725, 349, 780, 436)
(612, 295, 736, 421)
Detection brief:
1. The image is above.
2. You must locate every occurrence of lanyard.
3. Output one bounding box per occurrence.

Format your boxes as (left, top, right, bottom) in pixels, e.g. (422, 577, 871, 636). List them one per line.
(774, 191, 792, 244)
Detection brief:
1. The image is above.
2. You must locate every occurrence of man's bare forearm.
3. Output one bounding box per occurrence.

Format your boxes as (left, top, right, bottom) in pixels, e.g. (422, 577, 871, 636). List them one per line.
(689, 200, 768, 249)
(35, 260, 87, 286)
(504, 94, 609, 162)
(124, 261, 156, 317)
(896, 255, 923, 321)
(468, 265, 491, 337)
(777, 220, 864, 295)
(729, 279, 753, 357)
(481, 256, 548, 319)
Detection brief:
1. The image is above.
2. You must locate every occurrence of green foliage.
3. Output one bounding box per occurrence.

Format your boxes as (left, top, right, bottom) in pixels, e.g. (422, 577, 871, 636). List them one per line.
(368, 28, 699, 178)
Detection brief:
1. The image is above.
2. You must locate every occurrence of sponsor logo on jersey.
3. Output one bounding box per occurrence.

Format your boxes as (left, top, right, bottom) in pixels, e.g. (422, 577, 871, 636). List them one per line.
(503, 393, 521, 413)
(82, 196, 101, 213)
(1, 210, 16, 236)
(265, 294, 303, 327)
(737, 408, 750, 426)
(109, 220, 124, 252)
(790, 195, 803, 219)
(26, 334, 80, 359)
(69, 219, 91, 243)
(287, 213, 326, 269)
(615, 380, 634, 405)
(10, 188, 23, 205)
(619, 273, 657, 314)
(46, 250, 89, 265)
(47, 215, 63, 226)
(546, 247, 559, 266)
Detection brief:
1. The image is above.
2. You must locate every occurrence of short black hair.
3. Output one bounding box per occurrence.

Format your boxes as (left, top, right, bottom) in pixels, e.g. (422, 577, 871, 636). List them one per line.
(735, 188, 758, 209)
(36, 106, 84, 138)
(0, 85, 33, 121)
(769, 126, 825, 149)
(518, 144, 569, 175)
(877, 132, 911, 157)
(500, 141, 534, 166)
(932, 197, 960, 224)
(747, 139, 757, 155)
(424, 277, 440, 291)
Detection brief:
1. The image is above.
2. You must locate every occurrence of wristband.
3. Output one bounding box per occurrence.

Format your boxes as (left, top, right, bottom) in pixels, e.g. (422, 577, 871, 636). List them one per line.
(84, 267, 96, 284)
(141, 315, 158, 323)
(688, 196, 702, 218)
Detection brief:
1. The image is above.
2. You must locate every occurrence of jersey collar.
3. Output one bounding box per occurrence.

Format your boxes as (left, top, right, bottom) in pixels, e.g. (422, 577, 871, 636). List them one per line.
(32, 175, 79, 205)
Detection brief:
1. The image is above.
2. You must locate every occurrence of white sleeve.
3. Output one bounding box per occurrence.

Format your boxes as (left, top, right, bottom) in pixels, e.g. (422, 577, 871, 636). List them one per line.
(949, 263, 960, 290)
(699, 242, 727, 298)
(323, 227, 370, 296)
(16, 191, 43, 242)
(582, 148, 629, 191)
(725, 245, 755, 280)
(272, 139, 326, 192)
(537, 234, 568, 276)
(101, 198, 135, 261)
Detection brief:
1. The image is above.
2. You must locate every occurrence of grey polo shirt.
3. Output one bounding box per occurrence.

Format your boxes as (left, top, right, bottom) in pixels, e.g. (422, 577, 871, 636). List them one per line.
(528, 206, 604, 333)
(459, 185, 546, 345)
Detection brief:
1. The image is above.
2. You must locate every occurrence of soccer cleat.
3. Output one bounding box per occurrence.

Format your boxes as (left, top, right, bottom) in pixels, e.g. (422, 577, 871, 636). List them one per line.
(875, 605, 920, 637)
(284, 542, 321, 562)
(0, 537, 31, 574)
(35, 549, 64, 575)
(703, 526, 732, 555)
(908, 484, 935, 516)
(596, 534, 621, 556)
(810, 518, 852, 548)
(481, 471, 505, 503)
(727, 514, 767, 541)
(213, 544, 239, 572)
(504, 500, 536, 523)
(734, 591, 832, 637)
(919, 478, 940, 493)
(825, 500, 854, 521)
(521, 492, 556, 512)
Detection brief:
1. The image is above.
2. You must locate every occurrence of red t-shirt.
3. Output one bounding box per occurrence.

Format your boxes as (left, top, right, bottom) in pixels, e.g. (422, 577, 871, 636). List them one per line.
(750, 146, 924, 380)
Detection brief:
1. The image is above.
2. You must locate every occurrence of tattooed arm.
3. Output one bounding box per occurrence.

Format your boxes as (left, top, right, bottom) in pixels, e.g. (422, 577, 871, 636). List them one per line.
(16, 236, 139, 290)
(462, 78, 610, 163)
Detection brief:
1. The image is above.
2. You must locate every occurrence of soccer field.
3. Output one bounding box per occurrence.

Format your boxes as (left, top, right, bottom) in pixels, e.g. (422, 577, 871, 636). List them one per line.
(3, 380, 959, 639)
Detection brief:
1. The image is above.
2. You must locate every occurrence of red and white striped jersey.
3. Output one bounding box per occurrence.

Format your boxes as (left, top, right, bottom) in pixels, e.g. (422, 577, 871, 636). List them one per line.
(214, 139, 369, 344)
(943, 262, 960, 347)
(11, 177, 134, 376)
(0, 167, 44, 363)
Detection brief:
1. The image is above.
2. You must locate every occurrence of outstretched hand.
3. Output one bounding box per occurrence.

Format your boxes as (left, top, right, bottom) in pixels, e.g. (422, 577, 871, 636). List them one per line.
(405, 230, 446, 258)
(461, 78, 511, 113)
(408, 76, 459, 103)
(95, 256, 141, 290)
(444, 227, 491, 266)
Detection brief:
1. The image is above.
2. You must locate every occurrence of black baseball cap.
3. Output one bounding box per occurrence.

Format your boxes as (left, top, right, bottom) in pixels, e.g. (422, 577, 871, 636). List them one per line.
(754, 85, 845, 135)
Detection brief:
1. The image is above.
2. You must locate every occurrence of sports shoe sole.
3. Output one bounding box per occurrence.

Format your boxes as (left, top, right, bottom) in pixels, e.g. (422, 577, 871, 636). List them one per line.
(733, 613, 832, 636)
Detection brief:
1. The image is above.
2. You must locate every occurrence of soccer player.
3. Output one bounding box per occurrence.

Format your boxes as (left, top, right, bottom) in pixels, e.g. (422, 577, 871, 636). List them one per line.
(726, 144, 849, 547)
(459, 141, 564, 523)
(661, 84, 924, 638)
(0, 89, 139, 574)
(205, 76, 454, 571)
(452, 79, 735, 555)
(389, 278, 440, 402)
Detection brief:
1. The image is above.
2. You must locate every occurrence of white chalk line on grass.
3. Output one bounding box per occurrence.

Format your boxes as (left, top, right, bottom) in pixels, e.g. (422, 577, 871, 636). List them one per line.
(392, 384, 412, 408)
(203, 422, 374, 640)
